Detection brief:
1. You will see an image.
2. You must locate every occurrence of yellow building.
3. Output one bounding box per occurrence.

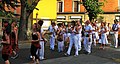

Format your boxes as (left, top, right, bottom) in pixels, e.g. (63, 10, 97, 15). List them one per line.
(33, 0, 57, 30)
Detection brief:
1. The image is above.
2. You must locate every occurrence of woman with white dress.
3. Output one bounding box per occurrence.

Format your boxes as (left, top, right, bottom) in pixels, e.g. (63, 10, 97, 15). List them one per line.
(100, 22, 107, 49)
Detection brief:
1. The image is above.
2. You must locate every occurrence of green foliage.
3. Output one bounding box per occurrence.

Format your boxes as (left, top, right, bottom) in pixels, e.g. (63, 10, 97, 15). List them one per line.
(0, 0, 19, 18)
(81, 0, 105, 21)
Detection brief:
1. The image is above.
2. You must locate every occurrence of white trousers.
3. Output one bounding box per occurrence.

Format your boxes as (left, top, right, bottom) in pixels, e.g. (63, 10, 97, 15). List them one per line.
(93, 32, 99, 46)
(114, 32, 118, 48)
(50, 36, 55, 50)
(39, 41, 44, 59)
(105, 34, 108, 44)
(77, 34, 82, 50)
(84, 35, 92, 53)
(58, 41, 64, 52)
(67, 35, 79, 55)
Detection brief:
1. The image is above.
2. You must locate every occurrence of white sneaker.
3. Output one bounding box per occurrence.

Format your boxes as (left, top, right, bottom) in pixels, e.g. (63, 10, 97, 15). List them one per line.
(78, 49, 81, 51)
(115, 46, 118, 48)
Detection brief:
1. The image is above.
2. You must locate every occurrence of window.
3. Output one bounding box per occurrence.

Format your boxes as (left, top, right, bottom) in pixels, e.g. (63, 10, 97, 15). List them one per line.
(73, 1, 79, 12)
(58, 2, 63, 12)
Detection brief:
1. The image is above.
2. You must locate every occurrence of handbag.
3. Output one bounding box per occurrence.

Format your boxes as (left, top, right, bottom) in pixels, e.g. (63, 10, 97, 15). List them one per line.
(57, 35, 63, 41)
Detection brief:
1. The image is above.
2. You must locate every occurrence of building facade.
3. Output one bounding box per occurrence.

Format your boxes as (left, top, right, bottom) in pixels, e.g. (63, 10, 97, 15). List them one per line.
(57, 0, 120, 24)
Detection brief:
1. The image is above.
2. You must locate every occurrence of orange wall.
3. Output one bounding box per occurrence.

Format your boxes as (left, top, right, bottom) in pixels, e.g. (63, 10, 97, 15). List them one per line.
(80, 4, 85, 12)
(63, 0, 118, 12)
(64, 0, 72, 12)
(100, 0, 118, 12)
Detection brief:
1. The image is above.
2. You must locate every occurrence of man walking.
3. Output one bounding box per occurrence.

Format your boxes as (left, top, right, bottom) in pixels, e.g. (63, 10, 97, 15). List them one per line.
(112, 19, 120, 48)
(84, 20, 92, 54)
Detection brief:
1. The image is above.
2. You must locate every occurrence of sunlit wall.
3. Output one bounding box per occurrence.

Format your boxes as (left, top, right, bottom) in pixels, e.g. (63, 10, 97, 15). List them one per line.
(33, 0, 57, 24)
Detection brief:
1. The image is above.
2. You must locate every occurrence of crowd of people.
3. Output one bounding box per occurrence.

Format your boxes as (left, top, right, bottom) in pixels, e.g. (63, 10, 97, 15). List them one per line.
(47, 19, 120, 56)
(1, 19, 120, 64)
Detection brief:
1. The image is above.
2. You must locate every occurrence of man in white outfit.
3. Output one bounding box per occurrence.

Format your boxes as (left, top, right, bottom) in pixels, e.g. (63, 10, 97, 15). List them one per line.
(65, 21, 79, 56)
(76, 21, 82, 51)
(84, 20, 92, 54)
(37, 20, 46, 60)
(48, 22, 56, 51)
(112, 19, 120, 48)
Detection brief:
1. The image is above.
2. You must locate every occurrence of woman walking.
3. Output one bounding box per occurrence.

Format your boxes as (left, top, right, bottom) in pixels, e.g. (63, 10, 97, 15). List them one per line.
(1, 21, 12, 64)
(57, 23, 64, 52)
(30, 23, 40, 63)
(99, 22, 107, 49)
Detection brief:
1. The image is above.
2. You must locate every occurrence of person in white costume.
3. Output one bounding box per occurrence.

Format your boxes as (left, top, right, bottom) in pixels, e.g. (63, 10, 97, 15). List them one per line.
(104, 22, 109, 45)
(76, 21, 82, 51)
(112, 19, 120, 48)
(99, 22, 107, 49)
(83, 20, 93, 54)
(66, 23, 71, 47)
(48, 22, 56, 51)
(57, 23, 64, 52)
(37, 20, 46, 60)
(65, 21, 79, 56)
(92, 23, 99, 46)
(61, 22, 67, 45)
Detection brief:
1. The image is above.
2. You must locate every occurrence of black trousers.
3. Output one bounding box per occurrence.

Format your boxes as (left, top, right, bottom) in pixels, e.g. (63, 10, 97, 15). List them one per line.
(30, 44, 39, 59)
(2, 54, 9, 61)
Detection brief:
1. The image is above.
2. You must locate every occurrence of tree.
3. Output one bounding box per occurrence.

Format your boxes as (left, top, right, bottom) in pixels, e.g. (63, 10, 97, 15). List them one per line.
(0, 0, 18, 18)
(19, 0, 40, 40)
(81, 0, 105, 22)
(0, 0, 40, 40)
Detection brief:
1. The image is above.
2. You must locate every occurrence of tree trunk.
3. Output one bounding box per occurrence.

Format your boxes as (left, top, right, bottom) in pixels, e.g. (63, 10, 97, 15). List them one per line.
(88, 14, 94, 22)
(18, 0, 40, 40)
(26, 16, 29, 30)
(18, 0, 27, 40)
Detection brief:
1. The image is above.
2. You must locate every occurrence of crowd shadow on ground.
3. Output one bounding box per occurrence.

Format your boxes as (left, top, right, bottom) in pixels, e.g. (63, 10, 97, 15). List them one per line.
(0, 42, 119, 64)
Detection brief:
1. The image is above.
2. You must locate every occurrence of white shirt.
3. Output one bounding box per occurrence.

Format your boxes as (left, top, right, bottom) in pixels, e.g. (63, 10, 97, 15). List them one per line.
(85, 24, 92, 35)
(48, 25, 56, 37)
(40, 28, 44, 40)
(100, 27, 106, 35)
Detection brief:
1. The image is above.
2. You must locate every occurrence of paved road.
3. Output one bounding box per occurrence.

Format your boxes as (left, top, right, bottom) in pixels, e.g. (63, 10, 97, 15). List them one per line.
(0, 42, 120, 64)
